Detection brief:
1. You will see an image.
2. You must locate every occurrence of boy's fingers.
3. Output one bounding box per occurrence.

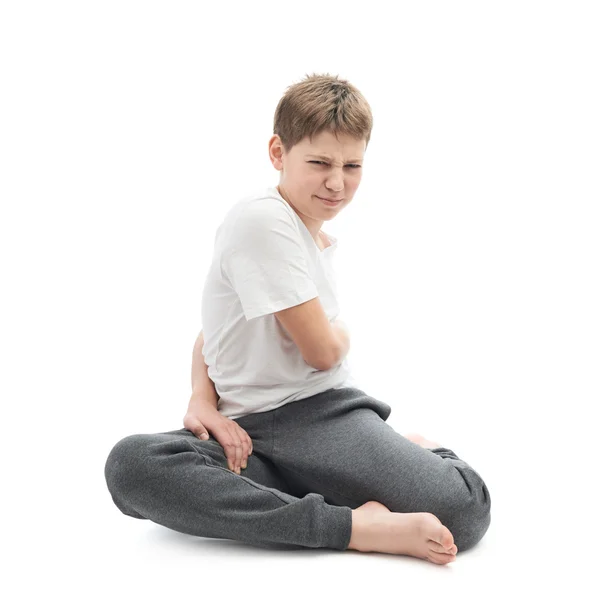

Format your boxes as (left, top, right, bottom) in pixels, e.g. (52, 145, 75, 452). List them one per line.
(230, 429, 243, 473)
(226, 431, 252, 472)
(233, 433, 243, 473)
(242, 437, 252, 468)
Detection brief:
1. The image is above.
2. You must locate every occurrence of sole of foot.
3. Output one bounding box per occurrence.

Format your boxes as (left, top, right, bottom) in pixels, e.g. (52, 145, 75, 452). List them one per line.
(349, 501, 458, 565)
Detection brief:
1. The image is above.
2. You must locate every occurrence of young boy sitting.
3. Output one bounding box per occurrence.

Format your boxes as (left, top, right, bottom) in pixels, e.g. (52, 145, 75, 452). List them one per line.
(105, 73, 491, 564)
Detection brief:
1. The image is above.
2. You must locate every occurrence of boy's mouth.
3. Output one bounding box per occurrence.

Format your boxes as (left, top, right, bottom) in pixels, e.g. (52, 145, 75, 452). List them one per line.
(316, 196, 343, 205)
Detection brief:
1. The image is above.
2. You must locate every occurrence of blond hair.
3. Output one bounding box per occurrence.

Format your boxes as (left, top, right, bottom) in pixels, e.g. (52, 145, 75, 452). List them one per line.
(273, 73, 373, 153)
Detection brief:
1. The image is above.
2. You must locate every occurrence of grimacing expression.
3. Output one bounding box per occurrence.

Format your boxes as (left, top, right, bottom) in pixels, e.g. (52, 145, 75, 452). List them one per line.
(273, 130, 366, 221)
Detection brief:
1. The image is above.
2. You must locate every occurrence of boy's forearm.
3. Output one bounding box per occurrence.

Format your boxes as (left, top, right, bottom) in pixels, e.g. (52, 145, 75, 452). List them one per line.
(190, 319, 348, 408)
(330, 319, 351, 368)
(190, 330, 219, 410)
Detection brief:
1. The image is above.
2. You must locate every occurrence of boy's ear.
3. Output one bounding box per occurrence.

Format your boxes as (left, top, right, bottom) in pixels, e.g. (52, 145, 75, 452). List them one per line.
(268, 135, 284, 170)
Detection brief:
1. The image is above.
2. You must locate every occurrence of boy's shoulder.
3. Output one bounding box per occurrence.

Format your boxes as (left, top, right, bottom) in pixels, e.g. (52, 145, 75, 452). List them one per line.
(226, 187, 295, 225)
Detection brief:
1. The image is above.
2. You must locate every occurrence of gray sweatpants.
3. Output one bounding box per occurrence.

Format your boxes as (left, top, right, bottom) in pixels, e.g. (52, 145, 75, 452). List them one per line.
(104, 387, 491, 551)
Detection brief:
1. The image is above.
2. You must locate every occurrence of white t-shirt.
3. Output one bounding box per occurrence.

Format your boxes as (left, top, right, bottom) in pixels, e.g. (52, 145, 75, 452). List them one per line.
(200, 186, 358, 420)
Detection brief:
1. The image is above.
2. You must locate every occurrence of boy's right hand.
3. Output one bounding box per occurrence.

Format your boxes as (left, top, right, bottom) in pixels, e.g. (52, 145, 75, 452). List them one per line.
(183, 401, 253, 475)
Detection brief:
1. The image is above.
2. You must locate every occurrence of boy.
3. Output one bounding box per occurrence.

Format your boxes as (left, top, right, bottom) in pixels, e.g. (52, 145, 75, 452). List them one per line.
(105, 74, 491, 564)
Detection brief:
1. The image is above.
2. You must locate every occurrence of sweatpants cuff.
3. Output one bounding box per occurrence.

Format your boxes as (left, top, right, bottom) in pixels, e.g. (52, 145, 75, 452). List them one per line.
(319, 503, 353, 550)
(429, 447, 460, 460)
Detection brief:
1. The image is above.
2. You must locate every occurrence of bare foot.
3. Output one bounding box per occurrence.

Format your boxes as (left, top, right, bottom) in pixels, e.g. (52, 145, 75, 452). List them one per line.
(349, 500, 458, 565)
(354, 500, 392, 514)
(404, 432, 443, 450)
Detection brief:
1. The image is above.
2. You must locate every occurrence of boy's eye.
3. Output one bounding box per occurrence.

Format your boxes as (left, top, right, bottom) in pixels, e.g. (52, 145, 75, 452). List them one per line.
(309, 161, 361, 169)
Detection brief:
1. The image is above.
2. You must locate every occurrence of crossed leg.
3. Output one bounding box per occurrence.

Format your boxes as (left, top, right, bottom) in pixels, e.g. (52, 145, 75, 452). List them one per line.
(263, 389, 492, 563)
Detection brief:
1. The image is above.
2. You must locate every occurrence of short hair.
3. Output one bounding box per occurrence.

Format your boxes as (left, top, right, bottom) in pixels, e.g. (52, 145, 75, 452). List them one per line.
(273, 72, 373, 154)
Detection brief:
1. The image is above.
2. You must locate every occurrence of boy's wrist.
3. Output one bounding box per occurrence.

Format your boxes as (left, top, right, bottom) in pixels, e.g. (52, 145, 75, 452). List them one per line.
(188, 388, 219, 411)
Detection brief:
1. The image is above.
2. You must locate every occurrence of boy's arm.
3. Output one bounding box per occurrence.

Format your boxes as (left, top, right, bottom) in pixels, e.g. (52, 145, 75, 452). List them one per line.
(188, 317, 347, 413)
(330, 318, 351, 368)
(189, 330, 219, 411)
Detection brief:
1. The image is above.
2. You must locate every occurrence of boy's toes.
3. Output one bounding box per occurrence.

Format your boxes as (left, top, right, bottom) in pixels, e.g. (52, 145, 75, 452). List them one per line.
(428, 549, 457, 564)
(428, 540, 457, 554)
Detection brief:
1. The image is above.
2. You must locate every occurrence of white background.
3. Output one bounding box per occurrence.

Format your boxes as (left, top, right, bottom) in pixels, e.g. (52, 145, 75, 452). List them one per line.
(1, 1, 598, 597)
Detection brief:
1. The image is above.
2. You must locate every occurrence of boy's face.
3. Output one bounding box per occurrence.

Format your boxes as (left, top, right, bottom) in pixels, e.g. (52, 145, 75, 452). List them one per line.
(269, 130, 366, 225)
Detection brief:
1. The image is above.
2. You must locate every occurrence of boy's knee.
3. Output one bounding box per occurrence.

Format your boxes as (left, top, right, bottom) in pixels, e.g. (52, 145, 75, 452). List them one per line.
(451, 505, 491, 552)
(104, 434, 153, 517)
(447, 479, 492, 552)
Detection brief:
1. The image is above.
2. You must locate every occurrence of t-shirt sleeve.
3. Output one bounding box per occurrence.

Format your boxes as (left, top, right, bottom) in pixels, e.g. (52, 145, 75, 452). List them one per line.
(222, 200, 319, 321)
